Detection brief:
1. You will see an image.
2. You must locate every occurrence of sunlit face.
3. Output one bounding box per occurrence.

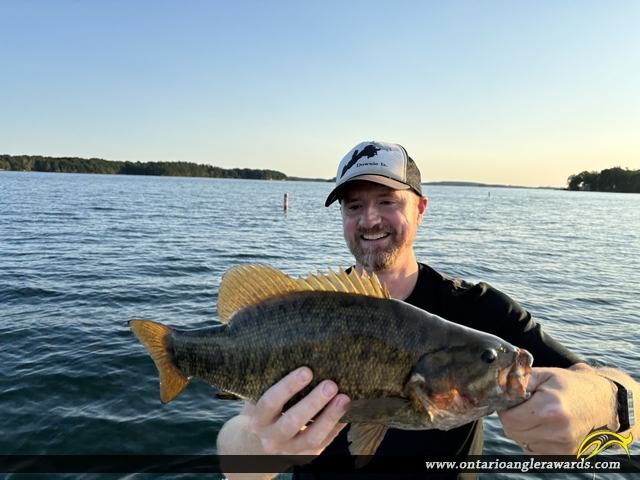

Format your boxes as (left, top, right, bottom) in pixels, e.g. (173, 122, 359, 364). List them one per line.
(340, 181, 427, 272)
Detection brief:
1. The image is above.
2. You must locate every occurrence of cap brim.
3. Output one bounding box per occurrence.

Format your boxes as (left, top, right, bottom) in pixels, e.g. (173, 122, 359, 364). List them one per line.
(324, 175, 411, 207)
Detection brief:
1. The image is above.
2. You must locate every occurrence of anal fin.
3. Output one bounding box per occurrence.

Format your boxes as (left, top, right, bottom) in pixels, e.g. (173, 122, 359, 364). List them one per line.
(347, 423, 388, 469)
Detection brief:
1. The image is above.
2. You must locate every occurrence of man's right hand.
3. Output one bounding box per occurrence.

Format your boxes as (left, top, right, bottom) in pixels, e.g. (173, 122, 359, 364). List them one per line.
(246, 366, 351, 456)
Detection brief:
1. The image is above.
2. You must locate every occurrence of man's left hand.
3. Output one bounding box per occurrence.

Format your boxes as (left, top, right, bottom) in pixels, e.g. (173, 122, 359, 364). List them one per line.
(498, 366, 616, 455)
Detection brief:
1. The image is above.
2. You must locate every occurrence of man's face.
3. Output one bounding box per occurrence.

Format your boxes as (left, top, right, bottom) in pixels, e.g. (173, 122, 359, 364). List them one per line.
(340, 181, 427, 272)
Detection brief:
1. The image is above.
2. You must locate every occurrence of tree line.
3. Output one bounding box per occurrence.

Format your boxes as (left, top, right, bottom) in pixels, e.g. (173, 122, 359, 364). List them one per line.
(567, 167, 640, 193)
(0, 154, 288, 181)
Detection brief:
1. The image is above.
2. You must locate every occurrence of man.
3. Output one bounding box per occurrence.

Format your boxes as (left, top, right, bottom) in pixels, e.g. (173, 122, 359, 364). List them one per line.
(218, 141, 638, 479)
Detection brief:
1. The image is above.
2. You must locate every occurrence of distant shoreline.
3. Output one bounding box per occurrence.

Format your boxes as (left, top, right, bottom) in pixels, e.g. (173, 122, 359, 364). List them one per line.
(422, 181, 561, 190)
(0, 154, 287, 181)
(0, 168, 562, 190)
(0, 154, 553, 188)
(4, 155, 637, 192)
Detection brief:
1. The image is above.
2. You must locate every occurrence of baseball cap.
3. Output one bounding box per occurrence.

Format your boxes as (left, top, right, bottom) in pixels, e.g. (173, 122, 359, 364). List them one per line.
(325, 141, 422, 207)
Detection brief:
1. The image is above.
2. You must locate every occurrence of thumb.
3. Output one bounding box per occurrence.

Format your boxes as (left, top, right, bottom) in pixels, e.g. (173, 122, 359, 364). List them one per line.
(525, 367, 555, 393)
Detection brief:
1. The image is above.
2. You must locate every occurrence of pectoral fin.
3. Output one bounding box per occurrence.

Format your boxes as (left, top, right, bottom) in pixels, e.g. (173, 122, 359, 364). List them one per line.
(347, 423, 388, 468)
(408, 382, 439, 418)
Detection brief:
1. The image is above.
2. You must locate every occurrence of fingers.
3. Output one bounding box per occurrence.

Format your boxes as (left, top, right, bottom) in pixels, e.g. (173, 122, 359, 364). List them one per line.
(277, 388, 349, 455)
(248, 367, 350, 456)
(524, 367, 555, 393)
(498, 368, 587, 455)
(303, 392, 350, 449)
(498, 392, 541, 432)
(251, 367, 314, 431)
(499, 368, 558, 432)
(277, 375, 338, 437)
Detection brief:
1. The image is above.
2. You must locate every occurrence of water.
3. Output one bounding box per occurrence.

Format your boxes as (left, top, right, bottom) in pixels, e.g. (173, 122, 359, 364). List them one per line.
(1, 171, 639, 478)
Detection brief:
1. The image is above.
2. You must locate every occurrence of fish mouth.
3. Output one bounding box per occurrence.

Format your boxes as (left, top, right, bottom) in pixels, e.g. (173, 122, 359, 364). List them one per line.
(498, 348, 533, 399)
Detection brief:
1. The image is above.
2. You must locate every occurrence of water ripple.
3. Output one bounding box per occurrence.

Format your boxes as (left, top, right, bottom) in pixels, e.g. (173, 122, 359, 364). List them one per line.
(1, 172, 639, 468)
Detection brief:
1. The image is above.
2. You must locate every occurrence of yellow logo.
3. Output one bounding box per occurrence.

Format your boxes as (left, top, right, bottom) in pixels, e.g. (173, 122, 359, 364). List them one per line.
(576, 425, 633, 459)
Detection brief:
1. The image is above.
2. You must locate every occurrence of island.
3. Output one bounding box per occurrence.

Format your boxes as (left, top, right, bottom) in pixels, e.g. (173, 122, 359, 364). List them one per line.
(567, 167, 640, 193)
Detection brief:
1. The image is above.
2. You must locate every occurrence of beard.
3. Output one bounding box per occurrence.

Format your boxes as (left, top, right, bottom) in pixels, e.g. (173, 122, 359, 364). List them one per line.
(345, 223, 414, 272)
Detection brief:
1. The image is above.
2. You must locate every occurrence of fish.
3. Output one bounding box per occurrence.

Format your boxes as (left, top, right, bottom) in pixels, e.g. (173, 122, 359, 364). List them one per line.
(129, 264, 533, 465)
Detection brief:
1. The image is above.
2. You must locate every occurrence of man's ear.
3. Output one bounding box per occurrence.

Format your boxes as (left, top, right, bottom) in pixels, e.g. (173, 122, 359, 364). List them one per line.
(417, 196, 428, 224)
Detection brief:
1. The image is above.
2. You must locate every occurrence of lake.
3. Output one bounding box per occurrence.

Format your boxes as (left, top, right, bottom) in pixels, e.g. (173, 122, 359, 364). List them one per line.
(1, 171, 639, 479)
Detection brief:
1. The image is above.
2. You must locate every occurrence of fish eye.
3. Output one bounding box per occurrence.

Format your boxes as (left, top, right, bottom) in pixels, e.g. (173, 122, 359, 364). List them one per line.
(481, 348, 498, 363)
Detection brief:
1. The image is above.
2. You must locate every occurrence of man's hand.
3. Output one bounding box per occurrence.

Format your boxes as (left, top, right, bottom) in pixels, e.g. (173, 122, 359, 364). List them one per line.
(247, 366, 350, 456)
(217, 367, 351, 479)
(498, 366, 617, 455)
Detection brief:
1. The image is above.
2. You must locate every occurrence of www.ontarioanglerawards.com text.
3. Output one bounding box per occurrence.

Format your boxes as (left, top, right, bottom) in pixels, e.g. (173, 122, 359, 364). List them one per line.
(426, 457, 620, 473)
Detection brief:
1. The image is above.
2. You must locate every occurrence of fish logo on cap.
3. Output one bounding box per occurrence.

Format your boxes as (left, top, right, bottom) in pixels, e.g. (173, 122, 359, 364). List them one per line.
(341, 144, 381, 178)
(325, 141, 423, 207)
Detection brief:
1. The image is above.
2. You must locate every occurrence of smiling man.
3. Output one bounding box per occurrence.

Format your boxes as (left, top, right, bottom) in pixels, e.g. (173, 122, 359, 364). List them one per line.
(218, 141, 638, 479)
(327, 143, 427, 301)
(338, 181, 426, 300)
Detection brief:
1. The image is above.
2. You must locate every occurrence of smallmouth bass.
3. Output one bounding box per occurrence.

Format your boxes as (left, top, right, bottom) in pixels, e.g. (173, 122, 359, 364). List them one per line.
(130, 264, 532, 463)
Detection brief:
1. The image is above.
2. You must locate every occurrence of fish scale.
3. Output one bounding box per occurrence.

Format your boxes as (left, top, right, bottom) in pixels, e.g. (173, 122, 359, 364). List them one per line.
(170, 292, 420, 403)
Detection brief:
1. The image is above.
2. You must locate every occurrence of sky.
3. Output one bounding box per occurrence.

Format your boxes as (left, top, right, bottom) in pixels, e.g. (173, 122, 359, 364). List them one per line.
(1, 1, 638, 187)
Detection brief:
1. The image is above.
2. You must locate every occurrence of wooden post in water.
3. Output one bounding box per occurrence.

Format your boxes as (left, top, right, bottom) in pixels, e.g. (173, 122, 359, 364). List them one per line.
(284, 193, 289, 211)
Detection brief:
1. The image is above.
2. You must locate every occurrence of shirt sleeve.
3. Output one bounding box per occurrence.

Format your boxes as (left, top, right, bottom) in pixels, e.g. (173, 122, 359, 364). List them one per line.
(437, 277, 583, 368)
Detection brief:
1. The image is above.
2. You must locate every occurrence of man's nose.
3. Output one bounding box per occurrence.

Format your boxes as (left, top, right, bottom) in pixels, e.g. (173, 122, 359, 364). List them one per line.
(360, 204, 381, 228)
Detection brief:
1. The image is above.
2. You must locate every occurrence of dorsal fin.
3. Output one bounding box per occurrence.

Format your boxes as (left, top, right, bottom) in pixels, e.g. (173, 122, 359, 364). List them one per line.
(217, 264, 389, 323)
(217, 264, 301, 323)
(295, 267, 389, 299)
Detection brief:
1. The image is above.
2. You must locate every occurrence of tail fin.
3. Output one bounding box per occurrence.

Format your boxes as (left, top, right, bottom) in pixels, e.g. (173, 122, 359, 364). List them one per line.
(129, 319, 190, 403)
